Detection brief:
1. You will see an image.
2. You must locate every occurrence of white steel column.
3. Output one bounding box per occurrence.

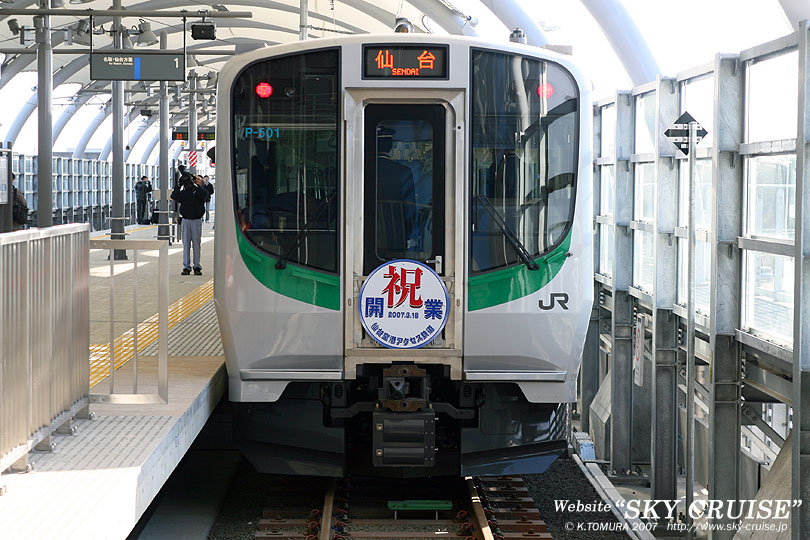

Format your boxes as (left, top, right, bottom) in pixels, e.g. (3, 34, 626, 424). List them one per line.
(158, 31, 171, 242)
(707, 53, 743, 539)
(792, 20, 810, 539)
(111, 0, 126, 257)
(35, 0, 53, 227)
(299, 0, 308, 40)
(188, 76, 197, 176)
(610, 91, 634, 474)
(651, 76, 679, 507)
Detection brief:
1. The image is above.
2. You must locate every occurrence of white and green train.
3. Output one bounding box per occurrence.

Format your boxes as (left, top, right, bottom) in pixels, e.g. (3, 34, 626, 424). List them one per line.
(215, 32, 592, 477)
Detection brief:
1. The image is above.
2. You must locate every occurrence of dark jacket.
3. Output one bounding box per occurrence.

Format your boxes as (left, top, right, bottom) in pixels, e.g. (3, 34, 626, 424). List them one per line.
(135, 180, 152, 201)
(12, 186, 28, 225)
(203, 182, 214, 198)
(171, 183, 209, 220)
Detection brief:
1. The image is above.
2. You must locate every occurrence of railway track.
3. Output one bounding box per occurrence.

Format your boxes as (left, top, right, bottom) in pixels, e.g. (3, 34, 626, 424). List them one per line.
(255, 476, 552, 540)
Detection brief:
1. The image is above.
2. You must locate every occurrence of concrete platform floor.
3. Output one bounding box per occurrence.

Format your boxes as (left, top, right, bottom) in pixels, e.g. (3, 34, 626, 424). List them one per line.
(89, 220, 215, 344)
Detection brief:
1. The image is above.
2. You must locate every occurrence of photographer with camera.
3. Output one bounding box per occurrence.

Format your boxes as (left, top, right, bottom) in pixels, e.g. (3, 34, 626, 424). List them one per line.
(171, 172, 210, 275)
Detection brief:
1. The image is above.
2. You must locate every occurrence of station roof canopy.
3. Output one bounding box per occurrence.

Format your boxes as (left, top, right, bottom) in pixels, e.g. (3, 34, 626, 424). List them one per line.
(0, 0, 803, 158)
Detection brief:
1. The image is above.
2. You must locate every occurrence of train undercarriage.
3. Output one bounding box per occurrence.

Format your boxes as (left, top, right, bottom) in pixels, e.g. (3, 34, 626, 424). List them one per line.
(233, 363, 570, 478)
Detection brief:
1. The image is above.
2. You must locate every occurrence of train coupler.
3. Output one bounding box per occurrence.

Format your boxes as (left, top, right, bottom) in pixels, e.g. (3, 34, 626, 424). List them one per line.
(372, 410, 436, 467)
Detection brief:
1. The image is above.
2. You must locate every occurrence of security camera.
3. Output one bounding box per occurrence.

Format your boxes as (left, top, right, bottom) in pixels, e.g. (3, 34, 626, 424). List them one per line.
(191, 22, 216, 40)
(7, 19, 21, 36)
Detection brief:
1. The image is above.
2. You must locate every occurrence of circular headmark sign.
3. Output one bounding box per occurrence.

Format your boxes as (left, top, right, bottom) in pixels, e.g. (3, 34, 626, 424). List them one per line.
(358, 259, 449, 349)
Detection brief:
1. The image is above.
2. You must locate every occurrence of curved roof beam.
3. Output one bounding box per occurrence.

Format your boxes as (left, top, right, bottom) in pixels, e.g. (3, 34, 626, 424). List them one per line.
(53, 82, 108, 141)
(778, 0, 810, 30)
(478, 0, 547, 45)
(0, 11, 284, 91)
(141, 131, 160, 164)
(73, 103, 111, 158)
(99, 95, 160, 160)
(6, 59, 106, 145)
(579, 0, 660, 85)
(19, 33, 265, 153)
(136, 0, 367, 35)
(123, 115, 158, 161)
(407, 0, 477, 36)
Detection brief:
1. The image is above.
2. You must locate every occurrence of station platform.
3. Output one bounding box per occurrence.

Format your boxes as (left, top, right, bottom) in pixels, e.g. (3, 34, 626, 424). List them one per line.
(0, 221, 226, 540)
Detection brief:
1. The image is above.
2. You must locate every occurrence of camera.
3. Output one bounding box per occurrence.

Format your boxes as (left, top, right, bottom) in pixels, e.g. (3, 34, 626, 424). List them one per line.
(180, 173, 195, 188)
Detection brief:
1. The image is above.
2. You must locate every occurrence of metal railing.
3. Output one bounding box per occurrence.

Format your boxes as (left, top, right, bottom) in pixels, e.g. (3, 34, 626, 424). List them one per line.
(0, 224, 90, 474)
(88, 238, 169, 404)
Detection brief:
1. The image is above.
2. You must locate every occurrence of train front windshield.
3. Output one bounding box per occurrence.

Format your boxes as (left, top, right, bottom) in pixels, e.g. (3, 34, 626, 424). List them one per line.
(470, 50, 579, 273)
(231, 49, 340, 273)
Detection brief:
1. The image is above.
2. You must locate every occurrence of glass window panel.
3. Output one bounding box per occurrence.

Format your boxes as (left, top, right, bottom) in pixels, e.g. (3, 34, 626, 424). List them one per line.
(635, 92, 656, 154)
(747, 52, 798, 143)
(745, 155, 796, 241)
(373, 118, 435, 262)
(695, 240, 711, 315)
(633, 230, 654, 291)
(743, 251, 794, 344)
(470, 51, 579, 273)
(634, 162, 655, 221)
(600, 104, 615, 158)
(678, 159, 713, 229)
(600, 165, 614, 216)
(599, 224, 614, 276)
(681, 75, 715, 149)
(231, 49, 339, 273)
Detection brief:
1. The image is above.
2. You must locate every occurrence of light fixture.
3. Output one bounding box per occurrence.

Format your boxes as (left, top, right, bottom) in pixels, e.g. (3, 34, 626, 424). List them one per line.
(186, 55, 199, 68)
(394, 17, 413, 33)
(51, 0, 65, 7)
(206, 72, 218, 89)
(7, 19, 20, 36)
(137, 20, 159, 47)
(69, 0, 94, 4)
(121, 32, 134, 49)
(75, 18, 90, 37)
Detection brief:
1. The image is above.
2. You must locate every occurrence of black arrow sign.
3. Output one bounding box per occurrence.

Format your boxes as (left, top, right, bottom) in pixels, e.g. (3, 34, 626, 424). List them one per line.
(664, 111, 707, 156)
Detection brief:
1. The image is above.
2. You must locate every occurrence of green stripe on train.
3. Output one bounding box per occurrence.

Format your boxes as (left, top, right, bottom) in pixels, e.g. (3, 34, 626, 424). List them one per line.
(236, 225, 341, 310)
(468, 230, 572, 311)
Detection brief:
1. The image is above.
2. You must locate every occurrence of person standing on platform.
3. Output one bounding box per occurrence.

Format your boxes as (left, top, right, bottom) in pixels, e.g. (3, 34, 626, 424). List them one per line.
(203, 175, 214, 222)
(11, 173, 28, 231)
(134, 175, 152, 224)
(171, 173, 210, 275)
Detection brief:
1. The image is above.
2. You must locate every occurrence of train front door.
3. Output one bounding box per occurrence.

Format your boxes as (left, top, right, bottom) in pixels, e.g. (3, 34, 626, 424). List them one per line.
(344, 95, 463, 378)
(362, 104, 446, 275)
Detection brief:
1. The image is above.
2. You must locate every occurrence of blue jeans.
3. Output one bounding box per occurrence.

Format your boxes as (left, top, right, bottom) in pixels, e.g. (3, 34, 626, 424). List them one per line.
(182, 218, 203, 270)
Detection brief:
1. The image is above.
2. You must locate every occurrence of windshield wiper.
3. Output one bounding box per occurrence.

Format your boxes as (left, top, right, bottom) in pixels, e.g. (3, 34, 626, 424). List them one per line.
(476, 193, 539, 270)
(274, 193, 335, 270)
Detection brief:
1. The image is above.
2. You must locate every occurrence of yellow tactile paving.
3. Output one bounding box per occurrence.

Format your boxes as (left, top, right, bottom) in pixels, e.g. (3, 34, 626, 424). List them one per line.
(89, 279, 214, 388)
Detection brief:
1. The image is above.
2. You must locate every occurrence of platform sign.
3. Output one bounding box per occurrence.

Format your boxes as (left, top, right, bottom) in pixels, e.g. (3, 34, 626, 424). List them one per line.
(362, 44, 448, 79)
(664, 111, 707, 156)
(358, 260, 449, 349)
(90, 53, 185, 81)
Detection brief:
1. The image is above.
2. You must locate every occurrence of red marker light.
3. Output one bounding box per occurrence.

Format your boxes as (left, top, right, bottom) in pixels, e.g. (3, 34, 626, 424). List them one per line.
(255, 82, 273, 98)
(537, 83, 555, 98)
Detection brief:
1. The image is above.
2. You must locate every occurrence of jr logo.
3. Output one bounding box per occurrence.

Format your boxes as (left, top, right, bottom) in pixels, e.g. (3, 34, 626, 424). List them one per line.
(539, 293, 569, 311)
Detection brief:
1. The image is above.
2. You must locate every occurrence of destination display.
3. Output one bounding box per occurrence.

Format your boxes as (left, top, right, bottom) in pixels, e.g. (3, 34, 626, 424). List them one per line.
(172, 130, 216, 141)
(362, 44, 448, 79)
(90, 53, 185, 82)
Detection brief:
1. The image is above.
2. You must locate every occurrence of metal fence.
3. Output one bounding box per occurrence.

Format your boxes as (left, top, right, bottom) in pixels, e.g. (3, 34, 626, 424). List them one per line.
(0, 224, 90, 474)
